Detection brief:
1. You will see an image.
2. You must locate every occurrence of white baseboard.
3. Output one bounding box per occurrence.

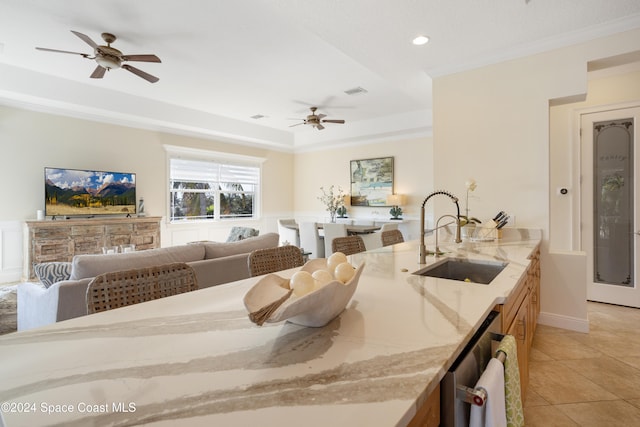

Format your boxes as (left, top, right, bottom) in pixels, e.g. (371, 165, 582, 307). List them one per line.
(537, 311, 589, 333)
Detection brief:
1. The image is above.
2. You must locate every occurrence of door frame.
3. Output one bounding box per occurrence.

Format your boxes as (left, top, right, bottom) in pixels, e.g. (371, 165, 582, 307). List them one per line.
(573, 101, 640, 250)
(577, 102, 640, 307)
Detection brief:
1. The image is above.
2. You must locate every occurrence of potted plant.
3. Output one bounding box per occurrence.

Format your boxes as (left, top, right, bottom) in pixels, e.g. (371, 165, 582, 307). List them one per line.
(318, 185, 346, 223)
(459, 178, 481, 238)
(389, 205, 403, 220)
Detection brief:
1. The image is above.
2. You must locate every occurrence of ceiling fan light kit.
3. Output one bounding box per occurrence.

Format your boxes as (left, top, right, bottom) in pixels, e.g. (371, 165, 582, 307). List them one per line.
(289, 106, 346, 131)
(95, 54, 121, 70)
(36, 30, 161, 83)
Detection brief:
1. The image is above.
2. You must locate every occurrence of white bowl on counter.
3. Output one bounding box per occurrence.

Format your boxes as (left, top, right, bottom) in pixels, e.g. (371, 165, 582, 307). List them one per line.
(243, 258, 365, 327)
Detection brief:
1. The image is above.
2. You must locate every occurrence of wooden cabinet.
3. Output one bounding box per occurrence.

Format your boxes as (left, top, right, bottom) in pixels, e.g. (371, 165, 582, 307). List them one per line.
(494, 245, 540, 402)
(528, 249, 541, 348)
(408, 383, 440, 427)
(506, 294, 530, 401)
(24, 217, 161, 280)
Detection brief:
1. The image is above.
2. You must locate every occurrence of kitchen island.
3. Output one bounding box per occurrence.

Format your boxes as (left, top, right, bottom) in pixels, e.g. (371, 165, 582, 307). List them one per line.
(0, 228, 540, 427)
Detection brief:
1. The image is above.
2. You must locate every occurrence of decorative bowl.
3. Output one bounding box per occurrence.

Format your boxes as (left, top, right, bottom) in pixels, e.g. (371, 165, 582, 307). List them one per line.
(243, 258, 365, 328)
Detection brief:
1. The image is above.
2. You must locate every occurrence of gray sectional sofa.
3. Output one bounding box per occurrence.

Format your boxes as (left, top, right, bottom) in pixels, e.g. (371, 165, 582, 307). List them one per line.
(17, 233, 279, 331)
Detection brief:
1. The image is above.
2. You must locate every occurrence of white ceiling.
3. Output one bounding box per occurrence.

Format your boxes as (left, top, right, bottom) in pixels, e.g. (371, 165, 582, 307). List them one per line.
(1, 0, 640, 151)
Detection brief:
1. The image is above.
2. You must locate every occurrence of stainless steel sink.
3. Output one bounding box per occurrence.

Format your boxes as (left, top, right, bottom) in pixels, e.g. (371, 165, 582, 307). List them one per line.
(413, 258, 508, 285)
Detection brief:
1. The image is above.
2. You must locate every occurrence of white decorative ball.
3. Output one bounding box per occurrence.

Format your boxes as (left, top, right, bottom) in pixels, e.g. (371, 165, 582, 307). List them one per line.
(312, 269, 334, 289)
(334, 262, 355, 284)
(290, 271, 315, 296)
(327, 252, 348, 271)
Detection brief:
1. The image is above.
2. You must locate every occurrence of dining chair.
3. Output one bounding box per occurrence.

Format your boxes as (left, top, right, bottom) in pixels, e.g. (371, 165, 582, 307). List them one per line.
(332, 235, 366, 256)
(323, 223, 347, 256)
(361, 222, 399, 250)
(277, 218, 300, 247)
(381, 229, 405, 246)
(86, 262, 198, 314)
(248, 245, 304, 277)
(299, 221, 325, 259)
(380, 222, 399, 232)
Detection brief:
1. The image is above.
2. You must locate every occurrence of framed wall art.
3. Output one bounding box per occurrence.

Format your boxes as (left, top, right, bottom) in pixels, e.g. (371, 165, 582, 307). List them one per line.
(350, 157, 393, 206)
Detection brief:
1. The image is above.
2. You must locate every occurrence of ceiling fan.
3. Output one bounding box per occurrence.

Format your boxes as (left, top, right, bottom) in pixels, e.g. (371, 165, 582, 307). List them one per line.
(36, 30, 161, 83)
(289, 107, 345, 130)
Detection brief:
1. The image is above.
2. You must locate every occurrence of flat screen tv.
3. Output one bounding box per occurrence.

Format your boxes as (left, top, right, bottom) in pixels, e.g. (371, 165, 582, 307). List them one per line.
(45, 167, 136, 218)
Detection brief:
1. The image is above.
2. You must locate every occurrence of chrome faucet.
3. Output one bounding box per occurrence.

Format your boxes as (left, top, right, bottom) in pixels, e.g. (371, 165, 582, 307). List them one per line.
(433, 214, 461, 257)
(419, 190, 462, 264)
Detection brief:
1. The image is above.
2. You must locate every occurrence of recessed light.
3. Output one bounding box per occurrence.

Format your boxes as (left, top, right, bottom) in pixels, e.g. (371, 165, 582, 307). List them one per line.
(412, 35, 430, 46)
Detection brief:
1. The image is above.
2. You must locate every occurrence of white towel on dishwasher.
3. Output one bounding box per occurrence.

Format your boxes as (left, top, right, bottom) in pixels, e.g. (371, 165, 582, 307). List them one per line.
(469, 358, 507, 427)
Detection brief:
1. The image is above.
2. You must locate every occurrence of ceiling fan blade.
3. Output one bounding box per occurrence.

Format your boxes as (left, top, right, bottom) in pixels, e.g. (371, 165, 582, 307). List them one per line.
(288, 122, 305, 127)
(90, 65, 106, 79)
(71, 30, 98, 49)
(322, 119, 345, 124)
(122, 64, 159, 83)
(316, 114, 326, 119)
(35, 47, 89, 57)
(121, 54, 161, 63)
(316, 123, 325, 130)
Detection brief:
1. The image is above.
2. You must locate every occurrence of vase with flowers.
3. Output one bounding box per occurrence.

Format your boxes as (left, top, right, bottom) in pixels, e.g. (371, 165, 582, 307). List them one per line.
(459, 178, 482, 239)
(318, 185, 346, 223)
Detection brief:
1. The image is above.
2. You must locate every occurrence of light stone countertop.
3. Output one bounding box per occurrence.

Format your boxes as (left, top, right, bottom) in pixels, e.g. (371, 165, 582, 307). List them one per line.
(0, 228, 541, 427)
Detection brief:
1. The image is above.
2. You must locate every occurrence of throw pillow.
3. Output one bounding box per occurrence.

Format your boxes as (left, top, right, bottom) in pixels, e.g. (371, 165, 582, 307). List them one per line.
(226, 227, 260, 242)
(33, 262, 72, 288)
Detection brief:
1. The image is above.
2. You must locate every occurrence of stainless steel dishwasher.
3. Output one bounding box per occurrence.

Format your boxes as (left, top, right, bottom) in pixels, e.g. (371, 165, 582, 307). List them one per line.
(440, 310, 502, 427)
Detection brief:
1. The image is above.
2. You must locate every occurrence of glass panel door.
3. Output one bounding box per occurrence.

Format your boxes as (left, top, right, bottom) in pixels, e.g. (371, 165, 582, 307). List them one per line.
(593, 119, 634, 286)
(582, 106, 640, 308)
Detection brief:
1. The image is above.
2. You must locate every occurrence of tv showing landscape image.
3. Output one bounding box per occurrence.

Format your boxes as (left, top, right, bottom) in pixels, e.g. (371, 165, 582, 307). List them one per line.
(45, 167, 136, 217)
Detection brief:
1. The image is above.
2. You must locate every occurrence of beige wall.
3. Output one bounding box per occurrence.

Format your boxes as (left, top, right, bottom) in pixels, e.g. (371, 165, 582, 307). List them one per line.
(433, 28, 640, 331)
(550, 67, 640, 251)
(0, 105, 431, 281)
(0, 105, 294, 247)
(545, 67, 640, 329)
(292, 136, 433, 240)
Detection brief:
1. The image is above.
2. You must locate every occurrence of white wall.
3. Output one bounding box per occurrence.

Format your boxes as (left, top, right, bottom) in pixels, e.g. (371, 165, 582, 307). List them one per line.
(433, 27, 640, 331)
(0, 106, 294, 282)
(0, 221, 22, 283)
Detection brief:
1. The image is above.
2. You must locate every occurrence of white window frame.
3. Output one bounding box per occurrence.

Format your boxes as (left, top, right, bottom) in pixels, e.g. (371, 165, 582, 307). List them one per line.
(164, 145, 265, 223)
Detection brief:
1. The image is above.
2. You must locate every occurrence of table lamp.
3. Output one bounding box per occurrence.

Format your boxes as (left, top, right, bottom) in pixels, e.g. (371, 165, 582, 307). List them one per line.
(387, 194, 405, 220)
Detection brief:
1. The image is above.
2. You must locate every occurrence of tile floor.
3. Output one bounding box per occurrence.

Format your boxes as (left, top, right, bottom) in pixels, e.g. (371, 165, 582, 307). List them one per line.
(525, 301, 640, 426)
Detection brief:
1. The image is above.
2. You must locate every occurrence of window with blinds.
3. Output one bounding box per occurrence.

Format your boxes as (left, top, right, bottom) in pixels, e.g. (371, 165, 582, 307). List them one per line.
(169, 157, 260, 222)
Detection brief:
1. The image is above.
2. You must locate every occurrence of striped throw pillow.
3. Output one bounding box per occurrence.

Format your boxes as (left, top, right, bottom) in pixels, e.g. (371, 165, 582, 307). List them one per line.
(33, 262, 72, 288)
